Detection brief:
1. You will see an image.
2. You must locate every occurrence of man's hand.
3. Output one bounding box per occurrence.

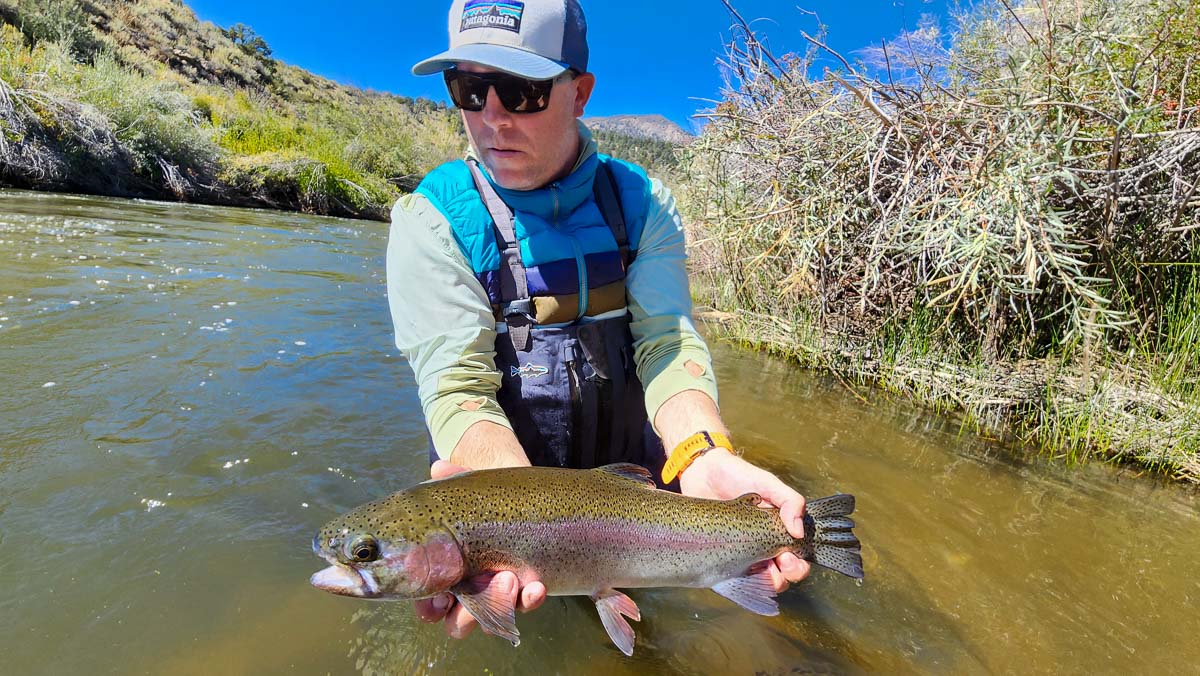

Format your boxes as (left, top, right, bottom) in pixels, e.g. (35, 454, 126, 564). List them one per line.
(413, 460, 548, 639)
(678, 448, 812, 592)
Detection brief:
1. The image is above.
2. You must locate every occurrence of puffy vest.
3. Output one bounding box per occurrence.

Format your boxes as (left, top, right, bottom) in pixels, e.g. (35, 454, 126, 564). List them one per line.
(416, 151, 650, 330)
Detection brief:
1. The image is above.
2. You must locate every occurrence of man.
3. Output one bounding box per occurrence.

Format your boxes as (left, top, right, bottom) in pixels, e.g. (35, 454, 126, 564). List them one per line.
(387, 0, 811, 641)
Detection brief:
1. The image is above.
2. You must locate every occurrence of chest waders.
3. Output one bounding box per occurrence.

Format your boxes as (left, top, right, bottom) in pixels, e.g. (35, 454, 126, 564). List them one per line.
(452, 159, 671, 485)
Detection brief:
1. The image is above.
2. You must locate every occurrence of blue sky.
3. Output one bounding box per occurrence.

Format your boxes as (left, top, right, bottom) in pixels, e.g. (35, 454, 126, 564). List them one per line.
(184, 1, 956, 131)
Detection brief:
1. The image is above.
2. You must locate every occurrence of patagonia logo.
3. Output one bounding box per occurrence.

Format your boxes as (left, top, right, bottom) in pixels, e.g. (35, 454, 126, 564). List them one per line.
(461, 0, 524, 33)
(511, 363, 549, 379)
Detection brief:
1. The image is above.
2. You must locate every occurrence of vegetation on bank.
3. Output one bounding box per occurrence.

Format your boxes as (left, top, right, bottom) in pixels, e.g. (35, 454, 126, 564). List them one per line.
(684, 0, 1199, 481)
(0, 0, 465, 219)
(0, 0, 686, 219)
(592, 128, 686, 184)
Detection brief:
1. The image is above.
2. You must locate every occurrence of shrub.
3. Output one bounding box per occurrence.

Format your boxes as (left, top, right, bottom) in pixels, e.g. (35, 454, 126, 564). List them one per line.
(689, 0, 1199, 360)
(4, 0, 101, 61)
(73, 51, 220, 186)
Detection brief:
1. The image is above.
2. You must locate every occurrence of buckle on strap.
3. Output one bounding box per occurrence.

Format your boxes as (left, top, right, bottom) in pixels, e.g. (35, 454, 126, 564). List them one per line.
(502, 299, 533, 319)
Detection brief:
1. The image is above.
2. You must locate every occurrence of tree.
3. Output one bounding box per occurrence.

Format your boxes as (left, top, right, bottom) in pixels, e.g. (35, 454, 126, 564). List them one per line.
(221, 22, 272, 60)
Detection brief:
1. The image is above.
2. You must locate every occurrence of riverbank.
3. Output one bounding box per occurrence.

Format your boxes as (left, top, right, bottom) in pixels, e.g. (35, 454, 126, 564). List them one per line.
(683, 0, 1199, 483)
(694, 308, 1200, 484)
(0, 0, 463, 220)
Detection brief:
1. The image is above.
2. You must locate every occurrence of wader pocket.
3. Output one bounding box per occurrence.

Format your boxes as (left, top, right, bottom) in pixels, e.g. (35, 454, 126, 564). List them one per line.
(578, 323, 614, 381)
(562, 338, 598, 468)
(491, 319, 664, 475)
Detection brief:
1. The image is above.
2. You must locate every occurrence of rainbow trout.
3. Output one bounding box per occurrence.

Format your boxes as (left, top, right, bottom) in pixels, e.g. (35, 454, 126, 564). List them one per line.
(310, 463, 862, 656)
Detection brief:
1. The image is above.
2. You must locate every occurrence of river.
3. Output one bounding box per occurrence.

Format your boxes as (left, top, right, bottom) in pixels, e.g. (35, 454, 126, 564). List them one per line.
(1, 188, 1197, 675)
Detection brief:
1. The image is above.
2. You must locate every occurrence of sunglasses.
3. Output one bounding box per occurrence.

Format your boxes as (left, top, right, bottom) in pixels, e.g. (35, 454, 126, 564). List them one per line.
(443, 69, 573, 114)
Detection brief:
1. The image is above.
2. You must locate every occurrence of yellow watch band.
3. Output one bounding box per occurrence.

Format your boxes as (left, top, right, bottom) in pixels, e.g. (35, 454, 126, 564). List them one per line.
(661, 431, 733, 484)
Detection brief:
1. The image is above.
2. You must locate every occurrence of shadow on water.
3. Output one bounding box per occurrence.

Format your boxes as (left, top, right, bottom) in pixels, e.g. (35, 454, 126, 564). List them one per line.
(744, 458, 994, 674)
(343, 592, 870, 676)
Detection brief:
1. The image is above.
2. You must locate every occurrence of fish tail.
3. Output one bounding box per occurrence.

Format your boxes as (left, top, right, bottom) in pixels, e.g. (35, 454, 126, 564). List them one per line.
(796, 494, 863, 580)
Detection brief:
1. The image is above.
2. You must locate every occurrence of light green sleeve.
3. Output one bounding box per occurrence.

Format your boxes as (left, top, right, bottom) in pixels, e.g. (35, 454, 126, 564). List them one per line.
(626, 178, 720, 431)
(386, 193, 512, 460)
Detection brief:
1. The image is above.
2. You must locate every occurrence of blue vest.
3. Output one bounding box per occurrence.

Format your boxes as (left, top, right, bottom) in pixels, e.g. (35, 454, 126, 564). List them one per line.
(416, 152, 650, 320)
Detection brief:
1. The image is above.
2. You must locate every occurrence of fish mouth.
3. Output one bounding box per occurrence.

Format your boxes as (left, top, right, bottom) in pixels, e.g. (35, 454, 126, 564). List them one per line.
(310, 562, 382, 598)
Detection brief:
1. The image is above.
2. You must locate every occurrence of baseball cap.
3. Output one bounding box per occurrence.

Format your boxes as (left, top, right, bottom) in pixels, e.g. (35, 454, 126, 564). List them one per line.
(412, 0, 589, 79)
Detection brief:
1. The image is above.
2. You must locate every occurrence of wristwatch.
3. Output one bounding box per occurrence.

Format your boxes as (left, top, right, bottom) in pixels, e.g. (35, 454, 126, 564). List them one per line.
(661, 430, 733, 483)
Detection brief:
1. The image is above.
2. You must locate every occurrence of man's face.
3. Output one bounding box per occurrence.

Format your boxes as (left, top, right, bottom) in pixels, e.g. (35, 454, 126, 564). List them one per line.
(457, 63, 595, 191)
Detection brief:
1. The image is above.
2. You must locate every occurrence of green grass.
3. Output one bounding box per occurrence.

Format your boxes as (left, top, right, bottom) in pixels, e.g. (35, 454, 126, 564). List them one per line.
(0, 1, 464, 218)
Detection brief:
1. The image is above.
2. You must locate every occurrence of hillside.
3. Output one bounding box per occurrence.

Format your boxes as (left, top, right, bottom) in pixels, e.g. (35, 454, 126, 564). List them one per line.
(584, 114, 694, 145)
(0, 0, 463, 219)
(0, 0, 693, 219)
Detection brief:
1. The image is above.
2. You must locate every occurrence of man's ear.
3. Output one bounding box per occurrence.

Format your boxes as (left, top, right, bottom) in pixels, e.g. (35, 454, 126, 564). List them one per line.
(572, 72, 596, 118)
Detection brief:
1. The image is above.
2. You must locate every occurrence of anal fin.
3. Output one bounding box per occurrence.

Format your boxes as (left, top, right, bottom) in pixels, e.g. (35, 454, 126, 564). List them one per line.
(452, 574, 520, 647)
(711, 566, 780, 616)
(592, 588, 641, 656)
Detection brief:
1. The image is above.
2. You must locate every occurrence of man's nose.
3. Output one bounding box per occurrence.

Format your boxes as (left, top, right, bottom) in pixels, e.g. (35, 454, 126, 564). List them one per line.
(480, 85, 513, 128)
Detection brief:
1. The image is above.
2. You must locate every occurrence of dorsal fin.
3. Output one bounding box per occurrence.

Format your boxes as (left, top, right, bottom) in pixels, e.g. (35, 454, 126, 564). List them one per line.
(595, 463, 655, 488)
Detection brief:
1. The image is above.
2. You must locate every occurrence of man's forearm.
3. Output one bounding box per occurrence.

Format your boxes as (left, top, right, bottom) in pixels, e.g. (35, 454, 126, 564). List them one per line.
(653, 388, 729, 455)
(449, 420, 532, 469)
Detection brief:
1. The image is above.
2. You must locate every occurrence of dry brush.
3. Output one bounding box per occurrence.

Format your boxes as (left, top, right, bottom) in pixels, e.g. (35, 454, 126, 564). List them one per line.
(687, 0, 1200, 478)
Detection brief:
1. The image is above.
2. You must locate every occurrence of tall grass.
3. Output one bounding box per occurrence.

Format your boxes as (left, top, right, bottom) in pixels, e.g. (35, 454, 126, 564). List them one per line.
(687, 0, 1200, 479)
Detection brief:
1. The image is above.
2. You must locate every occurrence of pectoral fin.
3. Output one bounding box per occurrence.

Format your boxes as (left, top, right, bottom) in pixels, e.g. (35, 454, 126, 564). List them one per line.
(711, 566, 780, 616)
(452, 575, 520, 647)
(592, 589, 641, 656)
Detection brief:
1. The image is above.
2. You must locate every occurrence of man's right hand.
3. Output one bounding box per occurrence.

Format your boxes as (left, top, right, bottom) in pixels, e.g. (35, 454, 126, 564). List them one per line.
(413, 460, 548, 639)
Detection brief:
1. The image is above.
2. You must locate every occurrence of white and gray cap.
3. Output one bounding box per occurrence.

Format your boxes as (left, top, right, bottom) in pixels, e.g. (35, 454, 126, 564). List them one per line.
(412, 0, 589, 79)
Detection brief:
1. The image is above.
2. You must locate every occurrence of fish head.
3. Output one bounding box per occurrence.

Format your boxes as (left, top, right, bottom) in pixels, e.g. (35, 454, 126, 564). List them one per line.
(310, 494, 465, 600)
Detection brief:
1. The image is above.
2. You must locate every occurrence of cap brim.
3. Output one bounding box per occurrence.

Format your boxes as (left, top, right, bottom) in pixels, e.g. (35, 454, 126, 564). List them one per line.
(412, 44, 570, 79)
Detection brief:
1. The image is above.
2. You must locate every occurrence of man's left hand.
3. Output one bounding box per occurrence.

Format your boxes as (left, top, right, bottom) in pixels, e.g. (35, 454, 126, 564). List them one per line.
(677, 448, 812, 592)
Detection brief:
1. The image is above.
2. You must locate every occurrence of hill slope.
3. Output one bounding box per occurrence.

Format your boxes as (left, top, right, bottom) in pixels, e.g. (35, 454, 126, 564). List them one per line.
(0, 0, 463, 219)
(0, 0, 692, 218)
(584, 114, 694, 145)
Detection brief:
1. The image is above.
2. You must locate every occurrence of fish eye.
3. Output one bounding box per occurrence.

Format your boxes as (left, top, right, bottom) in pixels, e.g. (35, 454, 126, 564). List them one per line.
(347, 536, 379, 562)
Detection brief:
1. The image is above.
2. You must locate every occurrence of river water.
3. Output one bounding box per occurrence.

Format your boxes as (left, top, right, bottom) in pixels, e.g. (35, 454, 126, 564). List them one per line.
(0, 188, 1196, 675)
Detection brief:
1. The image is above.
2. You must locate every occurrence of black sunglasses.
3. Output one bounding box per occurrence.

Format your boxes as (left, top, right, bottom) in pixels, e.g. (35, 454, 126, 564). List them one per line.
(443, 69, 573, 114)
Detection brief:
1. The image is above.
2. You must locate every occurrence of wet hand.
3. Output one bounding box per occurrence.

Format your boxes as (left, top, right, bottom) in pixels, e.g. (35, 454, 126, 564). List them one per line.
(414, 460, 548, 639)
(678, 449, 812, 592)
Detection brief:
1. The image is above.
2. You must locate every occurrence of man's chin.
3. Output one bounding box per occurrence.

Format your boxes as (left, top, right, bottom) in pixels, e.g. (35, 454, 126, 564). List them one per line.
(485, 162, 542, 191)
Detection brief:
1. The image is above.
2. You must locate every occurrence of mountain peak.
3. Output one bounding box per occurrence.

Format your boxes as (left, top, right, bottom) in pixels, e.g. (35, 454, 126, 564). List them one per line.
(583, 114, 694, 146)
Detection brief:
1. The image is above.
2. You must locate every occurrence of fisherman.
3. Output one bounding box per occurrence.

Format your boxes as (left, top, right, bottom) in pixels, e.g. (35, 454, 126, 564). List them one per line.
(388, 0, 812, 640)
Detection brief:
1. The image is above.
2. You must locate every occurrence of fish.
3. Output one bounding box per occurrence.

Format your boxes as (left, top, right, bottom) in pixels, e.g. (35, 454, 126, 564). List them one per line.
(310, 463, 862, 656)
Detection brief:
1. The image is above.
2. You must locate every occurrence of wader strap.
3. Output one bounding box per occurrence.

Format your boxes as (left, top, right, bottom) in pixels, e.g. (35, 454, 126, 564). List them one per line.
(592, 160, 635, 268)
(468, 160, 533, 351)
